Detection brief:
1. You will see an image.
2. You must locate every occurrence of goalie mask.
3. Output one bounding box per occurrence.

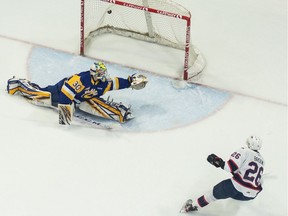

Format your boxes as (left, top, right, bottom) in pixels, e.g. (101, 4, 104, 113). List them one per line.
(90, 62, 108, 82)
(246, 135, 262, 151)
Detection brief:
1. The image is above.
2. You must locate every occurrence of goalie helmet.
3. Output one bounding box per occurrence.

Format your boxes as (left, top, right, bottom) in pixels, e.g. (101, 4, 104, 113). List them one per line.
(246, 135, 262, 151)
(90, 62, 108, 82)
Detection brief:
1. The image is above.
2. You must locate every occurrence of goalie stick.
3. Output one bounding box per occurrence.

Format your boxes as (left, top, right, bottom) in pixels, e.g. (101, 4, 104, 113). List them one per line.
(20, 95, 119, 130)
(73, 112, 121, 130)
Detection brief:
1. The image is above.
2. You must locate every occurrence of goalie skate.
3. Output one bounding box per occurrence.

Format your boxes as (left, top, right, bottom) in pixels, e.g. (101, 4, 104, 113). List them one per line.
(180, 199, 198, 213)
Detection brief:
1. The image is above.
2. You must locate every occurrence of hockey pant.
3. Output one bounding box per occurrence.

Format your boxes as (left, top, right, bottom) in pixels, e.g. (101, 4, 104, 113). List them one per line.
(197, 179, 255, 208)
(7, 77, 52, 107)
(78, 97, 134, 123)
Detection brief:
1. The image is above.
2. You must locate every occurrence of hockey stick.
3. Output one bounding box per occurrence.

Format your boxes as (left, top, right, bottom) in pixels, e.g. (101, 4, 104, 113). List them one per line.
(20, 95, 119, 130)
(73, 112, 120, 130)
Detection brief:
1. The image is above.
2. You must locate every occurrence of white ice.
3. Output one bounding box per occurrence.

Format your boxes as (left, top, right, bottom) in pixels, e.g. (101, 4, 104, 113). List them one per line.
(0, 0, 287, 216)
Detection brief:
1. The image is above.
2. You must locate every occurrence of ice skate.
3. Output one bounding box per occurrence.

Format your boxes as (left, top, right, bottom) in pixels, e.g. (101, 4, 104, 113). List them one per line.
(180, 199, 198, 213)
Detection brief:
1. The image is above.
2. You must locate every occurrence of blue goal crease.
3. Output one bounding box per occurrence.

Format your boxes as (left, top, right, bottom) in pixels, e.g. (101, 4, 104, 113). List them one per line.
(27, 46, 231, 132)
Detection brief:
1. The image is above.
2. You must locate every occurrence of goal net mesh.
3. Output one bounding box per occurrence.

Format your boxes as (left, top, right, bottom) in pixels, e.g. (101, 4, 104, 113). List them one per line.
(81, 0, 205, 80)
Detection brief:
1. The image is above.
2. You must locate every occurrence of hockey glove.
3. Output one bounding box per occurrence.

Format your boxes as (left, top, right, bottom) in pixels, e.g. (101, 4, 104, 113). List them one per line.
(128, 74, 148, 90)
(207, 154, 225, 169)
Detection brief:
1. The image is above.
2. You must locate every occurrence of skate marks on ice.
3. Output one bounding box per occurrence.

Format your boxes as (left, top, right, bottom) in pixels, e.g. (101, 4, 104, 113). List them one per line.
(28, 46, 231, 132)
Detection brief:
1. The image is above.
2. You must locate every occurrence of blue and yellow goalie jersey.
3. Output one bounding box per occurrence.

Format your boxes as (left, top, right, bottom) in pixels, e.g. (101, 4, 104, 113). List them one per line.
(43, 71, 131, 106)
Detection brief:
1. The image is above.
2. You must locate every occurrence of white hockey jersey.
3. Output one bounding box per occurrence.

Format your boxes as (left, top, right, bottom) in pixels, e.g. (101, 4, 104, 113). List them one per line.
(223, 147, 264, 198)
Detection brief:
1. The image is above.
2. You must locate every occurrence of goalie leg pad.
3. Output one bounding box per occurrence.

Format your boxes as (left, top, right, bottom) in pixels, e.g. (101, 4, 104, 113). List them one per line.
(78, 97, 134, 123)
(7, 77, 20, 95)
(58, 103, 74, 125)
(7, 77, 52, 107)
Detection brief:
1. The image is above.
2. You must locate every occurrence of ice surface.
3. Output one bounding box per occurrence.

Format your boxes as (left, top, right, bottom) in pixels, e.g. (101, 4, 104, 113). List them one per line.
(0, 0, 286, 216)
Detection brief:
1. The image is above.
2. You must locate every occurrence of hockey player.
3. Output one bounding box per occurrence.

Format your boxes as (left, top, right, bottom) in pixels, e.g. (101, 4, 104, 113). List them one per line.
(180, 135, 265, 213)
(7, 62, 148, 125)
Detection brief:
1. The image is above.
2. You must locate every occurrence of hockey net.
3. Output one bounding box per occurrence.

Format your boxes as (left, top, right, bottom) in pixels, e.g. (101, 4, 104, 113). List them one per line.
(80, 0, 205, 80)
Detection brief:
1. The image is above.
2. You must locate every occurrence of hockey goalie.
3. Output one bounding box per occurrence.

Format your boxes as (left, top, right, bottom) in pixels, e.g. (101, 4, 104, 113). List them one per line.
(7, 62, 148, 125)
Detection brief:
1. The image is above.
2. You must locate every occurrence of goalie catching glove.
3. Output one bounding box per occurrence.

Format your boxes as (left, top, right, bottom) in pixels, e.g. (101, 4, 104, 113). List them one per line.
(128, 74, 148, 90)
(207, 153, 225, 169)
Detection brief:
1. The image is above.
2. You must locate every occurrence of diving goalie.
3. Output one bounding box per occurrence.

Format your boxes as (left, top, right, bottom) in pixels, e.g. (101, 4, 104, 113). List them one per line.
(7, 62, 148, 125)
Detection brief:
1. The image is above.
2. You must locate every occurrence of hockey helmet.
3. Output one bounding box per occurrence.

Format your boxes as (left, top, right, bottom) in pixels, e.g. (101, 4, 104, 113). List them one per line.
(90, 62, 108, 81)
(246, 135, 262, 151)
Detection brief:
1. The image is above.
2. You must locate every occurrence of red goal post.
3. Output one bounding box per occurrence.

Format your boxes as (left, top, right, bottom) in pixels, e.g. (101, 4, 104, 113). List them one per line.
(80, 0, 205, 80)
